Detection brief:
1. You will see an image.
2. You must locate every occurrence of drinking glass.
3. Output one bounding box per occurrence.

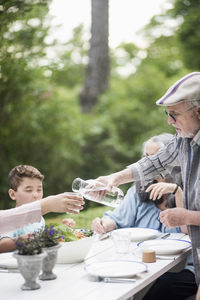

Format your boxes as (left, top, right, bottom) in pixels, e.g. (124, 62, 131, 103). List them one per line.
(111, 231, 131, 254)
(65, 192, 83, 213)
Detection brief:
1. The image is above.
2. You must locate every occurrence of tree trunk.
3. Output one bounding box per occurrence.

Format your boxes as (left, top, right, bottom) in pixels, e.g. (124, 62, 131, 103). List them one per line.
(79, 0, 109, 113)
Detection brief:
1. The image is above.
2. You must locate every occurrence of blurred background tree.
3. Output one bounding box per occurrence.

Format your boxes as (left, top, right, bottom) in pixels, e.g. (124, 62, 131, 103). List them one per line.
(0, 0, 196, 212)
(79, 0, 109, 112)
(169, 0, 200, 70)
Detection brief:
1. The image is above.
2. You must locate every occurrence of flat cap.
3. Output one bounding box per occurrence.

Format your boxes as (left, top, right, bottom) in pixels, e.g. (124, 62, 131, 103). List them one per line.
(156, 72, 200, 106)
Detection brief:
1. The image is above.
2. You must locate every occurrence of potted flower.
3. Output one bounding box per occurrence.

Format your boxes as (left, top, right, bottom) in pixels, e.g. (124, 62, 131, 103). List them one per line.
(36, 225, 62, 280)
(13, 235, 46, 290)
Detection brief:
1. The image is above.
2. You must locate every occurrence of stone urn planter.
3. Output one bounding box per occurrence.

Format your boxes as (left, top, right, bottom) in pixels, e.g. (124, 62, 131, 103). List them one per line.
(39, 244, 61, 280)
(13, 251, 46, 290)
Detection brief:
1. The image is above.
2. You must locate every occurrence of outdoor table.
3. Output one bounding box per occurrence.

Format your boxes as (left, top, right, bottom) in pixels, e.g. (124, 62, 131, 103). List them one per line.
(1, 232, 191, 300)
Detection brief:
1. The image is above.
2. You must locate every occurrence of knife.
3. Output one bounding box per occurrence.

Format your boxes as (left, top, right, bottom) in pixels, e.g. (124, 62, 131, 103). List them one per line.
(0, 268, 19, 273)
(157, 233, 170, 239)
(156, 255, 176, 260)
(97, 232, 111, 241)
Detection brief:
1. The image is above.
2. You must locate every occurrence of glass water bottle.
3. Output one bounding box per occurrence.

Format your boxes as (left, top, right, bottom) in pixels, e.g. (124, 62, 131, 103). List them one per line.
(72, 177, 124, 208)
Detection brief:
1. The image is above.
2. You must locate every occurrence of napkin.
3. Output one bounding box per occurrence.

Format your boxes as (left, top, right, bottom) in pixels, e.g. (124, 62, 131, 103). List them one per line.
(0, 252, 18, 269)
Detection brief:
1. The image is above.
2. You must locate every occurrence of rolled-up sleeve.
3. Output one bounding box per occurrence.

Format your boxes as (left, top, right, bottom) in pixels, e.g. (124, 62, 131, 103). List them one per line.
(0, 201, 42, 234)
(127, 135, 181, 190)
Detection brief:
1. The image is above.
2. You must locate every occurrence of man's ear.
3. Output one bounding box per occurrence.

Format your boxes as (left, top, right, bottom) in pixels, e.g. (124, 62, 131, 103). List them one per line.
(8, 189, 16, 201)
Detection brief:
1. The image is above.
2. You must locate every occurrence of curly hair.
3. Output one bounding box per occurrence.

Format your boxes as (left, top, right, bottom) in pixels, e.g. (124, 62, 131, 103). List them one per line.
(138, 179, 176, 208)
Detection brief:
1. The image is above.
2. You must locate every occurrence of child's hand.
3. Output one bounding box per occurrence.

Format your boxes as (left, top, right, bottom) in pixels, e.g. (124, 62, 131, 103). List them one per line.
(62, 218, 76, 228)
(146, 182, 178, 200)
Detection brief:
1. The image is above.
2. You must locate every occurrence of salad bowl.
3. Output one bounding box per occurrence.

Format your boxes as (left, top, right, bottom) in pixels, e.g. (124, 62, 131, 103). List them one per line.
(55, 226, 94, 264)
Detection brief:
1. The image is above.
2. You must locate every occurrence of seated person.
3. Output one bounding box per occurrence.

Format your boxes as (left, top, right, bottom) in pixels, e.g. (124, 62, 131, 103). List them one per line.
(0, 165, 45, 252)
(92, 133, 183, 234)
(0, 165, 84, 253)
(91, 133, 197, 300)
(92, 181, 183, 234)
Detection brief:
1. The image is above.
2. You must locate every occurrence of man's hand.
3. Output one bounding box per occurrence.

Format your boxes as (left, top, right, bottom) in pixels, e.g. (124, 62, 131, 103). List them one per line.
(160, 207, 188, 228)
(97, 169, 133, 191)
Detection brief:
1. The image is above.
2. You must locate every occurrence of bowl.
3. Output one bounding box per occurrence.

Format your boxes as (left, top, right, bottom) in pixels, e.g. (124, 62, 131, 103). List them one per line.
(56, 236, 94, 263)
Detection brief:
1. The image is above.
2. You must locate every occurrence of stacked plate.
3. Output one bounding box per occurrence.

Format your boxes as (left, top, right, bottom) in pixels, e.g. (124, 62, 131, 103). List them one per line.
(0, 252, 18, 270)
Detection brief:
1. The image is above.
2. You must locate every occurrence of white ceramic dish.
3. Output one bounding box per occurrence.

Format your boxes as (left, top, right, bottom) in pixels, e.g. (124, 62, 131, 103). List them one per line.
(114, 228, 160, 242)
(0, 252, 18, 269)
(137, 239, 191, 255)
(84, 260, 147, 278)
(56, 236, 94, 264)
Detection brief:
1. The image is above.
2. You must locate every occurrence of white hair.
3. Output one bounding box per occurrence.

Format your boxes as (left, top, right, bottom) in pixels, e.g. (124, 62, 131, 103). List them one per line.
(142, 133, 173, 156)
(192, 100, 200, 107)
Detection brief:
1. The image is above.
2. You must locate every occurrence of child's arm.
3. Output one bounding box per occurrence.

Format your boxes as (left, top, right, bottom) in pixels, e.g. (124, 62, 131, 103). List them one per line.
(0, 237, 16, 253)
(0, 193, 84, 234)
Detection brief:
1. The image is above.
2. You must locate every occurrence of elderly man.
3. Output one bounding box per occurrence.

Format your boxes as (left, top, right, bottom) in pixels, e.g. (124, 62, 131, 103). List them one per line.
(96, 72, 200, 285)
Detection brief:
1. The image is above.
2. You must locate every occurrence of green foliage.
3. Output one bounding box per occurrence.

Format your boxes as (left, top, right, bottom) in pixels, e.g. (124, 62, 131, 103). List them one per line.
(50, 25, 88, 88)
(52, 224, 78, 242)
(146, 0, 200, 70)
(0, 0, 195, 213)
(0, 0, 52, 208)
(169, 0, 200, 69)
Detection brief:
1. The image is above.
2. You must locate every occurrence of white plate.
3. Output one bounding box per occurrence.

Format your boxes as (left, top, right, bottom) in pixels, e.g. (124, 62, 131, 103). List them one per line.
(114, 228, 160, 242)
(137, 239, 191, 255)
(0, 252, 18, 269)
(84, 260, 147, 278)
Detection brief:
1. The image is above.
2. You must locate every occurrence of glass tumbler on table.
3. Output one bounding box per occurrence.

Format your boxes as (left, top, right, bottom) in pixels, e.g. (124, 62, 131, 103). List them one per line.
(72, 177, 124, 208)
(111, 231, 131, 254)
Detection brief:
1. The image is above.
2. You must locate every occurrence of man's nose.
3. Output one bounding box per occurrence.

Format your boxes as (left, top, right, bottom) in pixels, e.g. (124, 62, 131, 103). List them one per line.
(167, 115, 175, 125)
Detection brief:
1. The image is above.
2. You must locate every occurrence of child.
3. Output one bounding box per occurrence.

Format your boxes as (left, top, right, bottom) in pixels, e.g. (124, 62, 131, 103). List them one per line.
(0, 165, 45, 252)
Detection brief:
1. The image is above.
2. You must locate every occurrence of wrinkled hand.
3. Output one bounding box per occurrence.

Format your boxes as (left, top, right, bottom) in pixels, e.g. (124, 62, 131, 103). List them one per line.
(96, 174, 119, 192)
(160, 207, 188, 228)
(146, 182, 177, 200)
(91, 217, 106, 234)
(91, 217, 115, 234)
(84, 180, 106, 202)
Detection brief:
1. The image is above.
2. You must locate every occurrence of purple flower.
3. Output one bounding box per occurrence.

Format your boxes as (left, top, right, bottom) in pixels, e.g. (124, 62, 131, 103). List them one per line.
(49, 229, 54, 236)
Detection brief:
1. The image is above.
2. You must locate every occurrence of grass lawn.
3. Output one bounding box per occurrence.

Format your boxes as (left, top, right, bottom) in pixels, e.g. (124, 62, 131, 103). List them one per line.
(44, 205, 113, 229)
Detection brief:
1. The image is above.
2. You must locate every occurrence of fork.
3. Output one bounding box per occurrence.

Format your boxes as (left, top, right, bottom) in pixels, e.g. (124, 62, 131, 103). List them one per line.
(89, 274, 136, 283)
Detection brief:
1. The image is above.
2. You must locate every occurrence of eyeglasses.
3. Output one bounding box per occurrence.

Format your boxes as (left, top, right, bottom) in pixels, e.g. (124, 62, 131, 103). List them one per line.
(164, 106, 195, 122)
